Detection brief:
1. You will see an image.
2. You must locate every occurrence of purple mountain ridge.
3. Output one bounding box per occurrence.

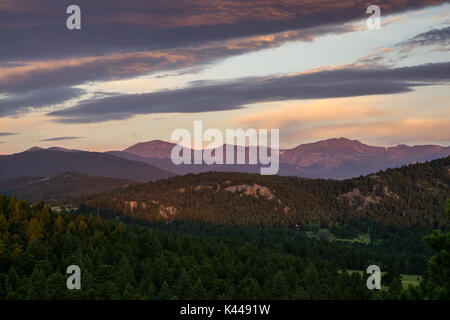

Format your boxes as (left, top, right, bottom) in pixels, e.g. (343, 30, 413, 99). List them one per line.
(112, 137, 450, 179)
(6, 138, 450, 180)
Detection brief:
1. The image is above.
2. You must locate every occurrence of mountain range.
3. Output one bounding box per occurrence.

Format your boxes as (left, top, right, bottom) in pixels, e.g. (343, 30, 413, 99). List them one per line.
(1, 137, 449, 181)
(0, 149, 172, 182)
(112, 137, 450, 179)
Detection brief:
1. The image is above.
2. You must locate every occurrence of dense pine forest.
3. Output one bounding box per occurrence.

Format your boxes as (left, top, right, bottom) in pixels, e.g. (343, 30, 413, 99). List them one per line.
(0, 157, 448, 300)
(0, 195, 448, 300)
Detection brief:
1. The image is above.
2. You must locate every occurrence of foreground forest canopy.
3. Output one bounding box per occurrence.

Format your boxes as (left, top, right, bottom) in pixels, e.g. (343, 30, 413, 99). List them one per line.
(79, 157, 450, 230)
(0, 196, 448, 300)
(0, 157, 448, 300)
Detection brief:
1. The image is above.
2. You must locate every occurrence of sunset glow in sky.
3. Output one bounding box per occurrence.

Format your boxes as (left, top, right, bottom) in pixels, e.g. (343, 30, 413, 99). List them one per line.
(0, 0, 449, 153)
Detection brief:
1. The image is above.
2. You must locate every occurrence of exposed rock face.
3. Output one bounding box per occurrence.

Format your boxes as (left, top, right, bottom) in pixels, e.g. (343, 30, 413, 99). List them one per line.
(224, 184, 275, 200)
(125, 201, 138, 211)
(337, 188, 381, 210)
(337, 185, 401, 210)
(124, 200, 178, 220)
(158, 204, 178, 220)
(383, 186, 400, 200)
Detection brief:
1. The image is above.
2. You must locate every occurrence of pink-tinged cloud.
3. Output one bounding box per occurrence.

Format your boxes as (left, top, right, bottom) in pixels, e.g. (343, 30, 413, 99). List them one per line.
(47, 62, 450, 123)
(0, 23, 357, 115)
(0, 0, 445, 62)
(236, 100, 392, 129)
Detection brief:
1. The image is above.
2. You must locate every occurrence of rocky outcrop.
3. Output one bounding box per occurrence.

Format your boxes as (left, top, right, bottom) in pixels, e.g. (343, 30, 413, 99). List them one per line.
(158, 204, 178, 220)
(124, 200, 138, 211)
(124, 200, 178, 220)
(383, 186, 400, 200)
(224, 184, 275, 200)
(337, 188, 381, 210)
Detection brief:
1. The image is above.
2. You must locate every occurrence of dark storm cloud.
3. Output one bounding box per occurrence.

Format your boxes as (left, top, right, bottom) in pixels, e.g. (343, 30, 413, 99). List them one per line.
(0, 23, 355, 117)
(0, 0, 445, 62)
(39, 136, 83, 142)
(48, 62, 450, 123)
(0, 55, 172, 94)
(0, 23, 355, 95)
(0, 0, 446, 118)
(0, 87, 84, 117)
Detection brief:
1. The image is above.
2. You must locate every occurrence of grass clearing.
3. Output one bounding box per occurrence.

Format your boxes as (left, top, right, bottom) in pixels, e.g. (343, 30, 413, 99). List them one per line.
(335, 233, 370, 245)
(302, 230, 370, 245)
(343, 270, 422, 289)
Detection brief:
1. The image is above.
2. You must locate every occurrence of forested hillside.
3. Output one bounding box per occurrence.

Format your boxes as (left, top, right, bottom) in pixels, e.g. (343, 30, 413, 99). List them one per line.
(0, 196, 372, 299)
(0, 149, 173, 182)
(0, 172, 135, 203)
(78, 157, 450, 230)
(1, 195, 439, 300)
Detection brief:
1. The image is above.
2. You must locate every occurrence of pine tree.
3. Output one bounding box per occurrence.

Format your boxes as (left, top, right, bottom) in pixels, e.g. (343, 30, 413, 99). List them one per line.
(192, 279, 207, 299)
(55, 216, 65, 233)
(29, 267, 48, 299)
(159, 281, 173, 300)
(270, 271, 287, 299)
(177, 269, 192, 299)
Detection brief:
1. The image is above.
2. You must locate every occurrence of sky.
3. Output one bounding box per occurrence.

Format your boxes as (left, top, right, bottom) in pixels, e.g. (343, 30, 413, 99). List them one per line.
(0, 0, 449, 154)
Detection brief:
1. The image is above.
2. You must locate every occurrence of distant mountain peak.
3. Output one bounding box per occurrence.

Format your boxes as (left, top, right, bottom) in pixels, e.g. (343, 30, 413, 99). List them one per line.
(24, 146, 44, 152)
(315, 137, 363, 146)
(23, 146, 81, 153)
(46, 147, 81, 153)
(117, 137, 450, 179)
(286, 137, 377, 154)
(123, 140, 176, 159)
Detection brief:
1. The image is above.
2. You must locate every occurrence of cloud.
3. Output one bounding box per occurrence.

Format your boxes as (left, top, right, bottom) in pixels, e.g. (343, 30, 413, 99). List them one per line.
(1, 0, 445, 115)
(48, 62, 450, 123)
(234, 92, 450, 147)
(358, 25, 450, 66)
(1, 1, 447, 121)
(351, 47, 394, 67)
(0, 87, 84, 117)
(0, 132, 16, 145)
(0, 0, 444, 62)
(0, 24, 356, 95)
(0, 23, 356, 116)
(236, 100, 391, 129)
(0, 52, 179, 93)
(399, 25, 450, 53)
(382, 16, 407, 27)
(39, 136, 84, 142)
